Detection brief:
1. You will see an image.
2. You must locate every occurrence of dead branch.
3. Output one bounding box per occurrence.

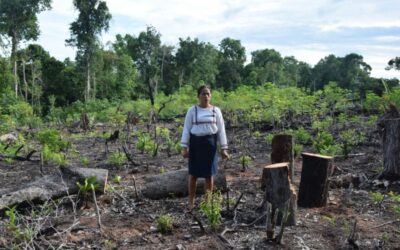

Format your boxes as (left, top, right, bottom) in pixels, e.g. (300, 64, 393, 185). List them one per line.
(188, 211, 205, 233)
(371, 219, 400, 229)
(92, 187, 102, 232)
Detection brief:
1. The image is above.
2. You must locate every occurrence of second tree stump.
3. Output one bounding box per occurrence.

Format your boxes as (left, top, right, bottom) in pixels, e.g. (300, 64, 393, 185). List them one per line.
(298, 153, 334, 207)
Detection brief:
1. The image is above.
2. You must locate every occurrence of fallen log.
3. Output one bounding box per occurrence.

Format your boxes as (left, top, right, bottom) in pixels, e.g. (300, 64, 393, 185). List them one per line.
(298, 153, 334, 207)
(141, 169, 227, 199)
(0, 165, 108, 211)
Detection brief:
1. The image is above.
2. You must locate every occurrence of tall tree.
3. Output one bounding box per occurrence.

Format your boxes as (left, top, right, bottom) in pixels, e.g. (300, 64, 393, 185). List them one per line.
(0, 0, 52, 97)
(216, 37, 246, 90)
(176, 37, 219, 88)
(244, 48, 283, 85)
(66, 0, 111, 102)
(387, 57, 400, 71)
(133, 26, 162, 106)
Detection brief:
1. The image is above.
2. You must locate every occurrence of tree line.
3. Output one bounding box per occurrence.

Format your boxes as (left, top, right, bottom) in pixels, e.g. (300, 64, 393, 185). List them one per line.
(0, 0, 399, 115)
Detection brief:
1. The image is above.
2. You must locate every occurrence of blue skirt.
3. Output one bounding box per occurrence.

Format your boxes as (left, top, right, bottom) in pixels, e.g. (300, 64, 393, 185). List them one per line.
(189, 133, 218, 178)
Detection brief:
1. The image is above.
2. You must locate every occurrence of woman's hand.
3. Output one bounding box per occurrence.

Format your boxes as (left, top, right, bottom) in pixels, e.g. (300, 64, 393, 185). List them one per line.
(221, 149, 230, 160)
(181, 148, 189, 158)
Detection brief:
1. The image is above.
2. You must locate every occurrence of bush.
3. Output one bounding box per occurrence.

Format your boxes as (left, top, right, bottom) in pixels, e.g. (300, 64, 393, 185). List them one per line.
(156, 214, 173, 234)
(108, 152, 127, 167)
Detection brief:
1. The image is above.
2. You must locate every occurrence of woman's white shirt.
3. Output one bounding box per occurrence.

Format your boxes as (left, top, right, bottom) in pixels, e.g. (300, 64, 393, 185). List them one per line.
(181, 105, 228, 149)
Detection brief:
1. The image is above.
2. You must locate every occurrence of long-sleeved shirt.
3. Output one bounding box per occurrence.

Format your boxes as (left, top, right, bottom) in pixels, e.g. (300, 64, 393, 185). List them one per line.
(181, 105, 228, 149)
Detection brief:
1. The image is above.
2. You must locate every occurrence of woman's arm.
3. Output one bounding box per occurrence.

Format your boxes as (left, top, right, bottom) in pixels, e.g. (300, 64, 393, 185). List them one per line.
(181, 107, 193, 149)
(216, 108, 228, 150)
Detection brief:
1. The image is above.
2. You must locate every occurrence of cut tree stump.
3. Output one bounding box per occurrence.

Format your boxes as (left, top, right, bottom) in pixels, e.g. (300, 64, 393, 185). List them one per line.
(0, 165, 108, 211)
(298, 153, 333, 208)
(141, 169, 227, 199)
(261, 163, 295, 243)
(271, 134, 294, 181)
(381, 118, 400, 180)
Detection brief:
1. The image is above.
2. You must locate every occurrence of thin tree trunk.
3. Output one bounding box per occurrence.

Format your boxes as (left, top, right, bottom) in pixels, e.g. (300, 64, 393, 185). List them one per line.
(92, 71, 96, 99)
(22, 59, 28, 101)
(12, 32, 18, 98)
(86, 59, 91, 102)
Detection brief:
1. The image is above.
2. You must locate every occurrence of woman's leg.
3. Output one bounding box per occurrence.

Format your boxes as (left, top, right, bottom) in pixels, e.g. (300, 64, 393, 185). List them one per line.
(204, 176, 214, 203)
(188, 175, 197, 210)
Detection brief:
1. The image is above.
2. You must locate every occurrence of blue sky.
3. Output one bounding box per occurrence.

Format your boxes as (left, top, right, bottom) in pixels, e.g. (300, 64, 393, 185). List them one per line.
(35, 0, 400, 78)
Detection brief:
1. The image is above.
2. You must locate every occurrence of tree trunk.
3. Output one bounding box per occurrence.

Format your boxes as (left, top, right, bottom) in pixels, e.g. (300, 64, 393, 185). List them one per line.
(92, 71, 96, 99)
(0, 165, 108, 211)
(86, 59, 91, 102)
(298, 153, 333, 207)
(271, 134, 294, 181)
(12, 31, 18, 98)
(382, 118, 400, 179)
(22, 59, 28, 101)
(141, 169, 227, 199)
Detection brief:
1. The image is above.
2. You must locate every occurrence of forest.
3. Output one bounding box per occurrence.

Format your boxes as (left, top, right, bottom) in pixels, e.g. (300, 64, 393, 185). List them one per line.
(1, 0, 400, 249)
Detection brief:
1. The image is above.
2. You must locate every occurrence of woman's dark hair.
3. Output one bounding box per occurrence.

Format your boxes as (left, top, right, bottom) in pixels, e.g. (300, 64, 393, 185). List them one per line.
(197, 85, 211, 97)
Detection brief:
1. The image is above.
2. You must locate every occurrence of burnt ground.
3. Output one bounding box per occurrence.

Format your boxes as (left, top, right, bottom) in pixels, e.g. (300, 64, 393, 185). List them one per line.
(1, 122, 400, 249)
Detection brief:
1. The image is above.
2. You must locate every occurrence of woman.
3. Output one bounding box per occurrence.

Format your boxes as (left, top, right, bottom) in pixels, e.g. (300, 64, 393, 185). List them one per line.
(181, 85, 229, 211)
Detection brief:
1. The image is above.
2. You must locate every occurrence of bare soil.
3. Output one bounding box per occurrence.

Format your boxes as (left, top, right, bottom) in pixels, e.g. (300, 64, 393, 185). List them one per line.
(1, 122, 400, 249)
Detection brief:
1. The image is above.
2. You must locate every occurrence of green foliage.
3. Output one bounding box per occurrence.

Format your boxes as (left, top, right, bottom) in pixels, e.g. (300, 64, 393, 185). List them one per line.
(37, 128, 69, 152)
(200, 191, 223, 230)
(80, 156, 89, 166)
(156, 214, 173, 234)
(265, 134, 274, 145)
(240, 155, 252, 170)
(339, 129, 365, 158)
(293, 127, 312, 144)
(370, 191, 385, 205)
(77, 176, 99, 195)
(108, 152, 127, 167)
(293, 143, 303, 158)
(42, 144, 68, 165)
(112, 175, 121, 184)
(313, 131, 336, 155)
(388, 191, 400, 217)
(252, 131, 261, 138)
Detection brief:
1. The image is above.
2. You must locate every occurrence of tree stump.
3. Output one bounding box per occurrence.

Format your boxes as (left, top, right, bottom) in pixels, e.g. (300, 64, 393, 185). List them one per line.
(381, 118, 400, 180)
(80, 113, 90, 131)
(261, 163, 294, 243)
(298, 153, 334, 207)
(141, 169, 227, 199)
(271, 134, 294, 181)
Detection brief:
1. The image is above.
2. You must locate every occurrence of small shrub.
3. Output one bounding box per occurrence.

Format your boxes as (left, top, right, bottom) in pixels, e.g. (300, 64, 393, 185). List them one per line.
(240, 155, 252, 171)
(156, 214, 173, 234)
(80, 156, 89, 166)
(77, 176, 99, 199)
(293, 127, 311, 144)
(370, 191, 385, 205)
(265, 134, 274, 145)
(108, 152, 127, 167)
(112, 175, 122, 184)
(253, 131, 261, 138)
(200, 191, 223, 230)
(293, 143, 303, 158)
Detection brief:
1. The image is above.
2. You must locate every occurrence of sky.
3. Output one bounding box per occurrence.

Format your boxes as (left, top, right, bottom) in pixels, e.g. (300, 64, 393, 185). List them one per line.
(35, 0, 400, 79)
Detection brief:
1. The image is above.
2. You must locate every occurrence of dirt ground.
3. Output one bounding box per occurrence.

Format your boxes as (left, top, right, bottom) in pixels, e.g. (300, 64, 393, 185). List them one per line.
(1, 122, 400, 249)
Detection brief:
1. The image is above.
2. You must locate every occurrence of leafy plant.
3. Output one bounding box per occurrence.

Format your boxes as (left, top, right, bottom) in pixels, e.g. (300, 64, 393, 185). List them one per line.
(370, 191, 385, 205)
(112, 175, 122, 184)
(200, 191, 223, 230)
(156, 214, 173, 234)
(265, 134, 274, 145)
(108, 152, 127, 167)
(293, 143, 303, 158)
(293, 127, 311, 144)
(77, 176, 99, 195)
(80, 156, 89, 166)
(240, 155, 252, 171)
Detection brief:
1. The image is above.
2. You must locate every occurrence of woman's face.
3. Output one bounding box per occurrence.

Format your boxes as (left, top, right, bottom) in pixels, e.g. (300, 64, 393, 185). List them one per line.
(198, 88, 211, 106)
